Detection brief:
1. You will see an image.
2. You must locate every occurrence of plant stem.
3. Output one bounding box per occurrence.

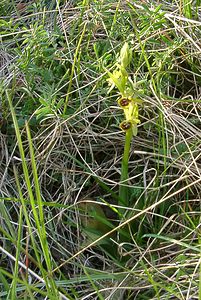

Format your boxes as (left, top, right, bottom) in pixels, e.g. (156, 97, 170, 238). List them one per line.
(119, 128, 133, 206)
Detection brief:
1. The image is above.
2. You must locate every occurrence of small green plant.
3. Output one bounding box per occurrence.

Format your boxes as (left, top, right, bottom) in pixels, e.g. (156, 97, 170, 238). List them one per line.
(106, 42, 142, 208)
(78, 43, 144, 247)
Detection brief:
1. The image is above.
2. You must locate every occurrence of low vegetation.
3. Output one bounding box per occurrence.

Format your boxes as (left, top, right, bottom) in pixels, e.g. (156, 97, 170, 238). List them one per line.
(0, 0, 201, 299)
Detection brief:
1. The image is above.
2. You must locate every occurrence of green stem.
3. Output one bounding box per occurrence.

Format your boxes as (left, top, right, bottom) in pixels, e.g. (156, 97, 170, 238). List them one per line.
(119, 128, 133, 206)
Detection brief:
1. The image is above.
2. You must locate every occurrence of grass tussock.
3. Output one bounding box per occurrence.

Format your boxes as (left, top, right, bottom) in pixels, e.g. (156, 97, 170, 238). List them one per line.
(0, 0, 201, 299)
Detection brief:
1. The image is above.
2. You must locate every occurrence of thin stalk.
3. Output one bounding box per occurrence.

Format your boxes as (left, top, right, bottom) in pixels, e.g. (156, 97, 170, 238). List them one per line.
(9, 206, 23, 300)
(119, 128, 133, 206)
(63, 22, 86, 114)
(6, 91, 59, 299)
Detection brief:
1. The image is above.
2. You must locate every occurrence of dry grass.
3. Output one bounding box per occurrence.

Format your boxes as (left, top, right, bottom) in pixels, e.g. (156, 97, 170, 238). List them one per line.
(0, 0, 201, 299)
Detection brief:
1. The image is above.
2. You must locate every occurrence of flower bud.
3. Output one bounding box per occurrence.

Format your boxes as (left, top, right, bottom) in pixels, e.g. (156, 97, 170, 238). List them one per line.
(120, 42, 132, 68)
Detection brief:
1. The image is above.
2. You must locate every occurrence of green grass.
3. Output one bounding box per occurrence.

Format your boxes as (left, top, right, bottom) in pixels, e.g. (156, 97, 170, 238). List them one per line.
(0, 0, 201, 299)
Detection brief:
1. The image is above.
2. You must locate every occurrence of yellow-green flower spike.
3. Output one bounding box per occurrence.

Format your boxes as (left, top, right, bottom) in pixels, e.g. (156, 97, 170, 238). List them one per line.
(107, 43, 141, 137)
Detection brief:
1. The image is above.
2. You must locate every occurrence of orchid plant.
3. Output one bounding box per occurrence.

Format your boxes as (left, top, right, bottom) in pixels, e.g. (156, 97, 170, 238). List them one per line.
(79, 43, 143, 245)
(107, 43, 142, 208)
